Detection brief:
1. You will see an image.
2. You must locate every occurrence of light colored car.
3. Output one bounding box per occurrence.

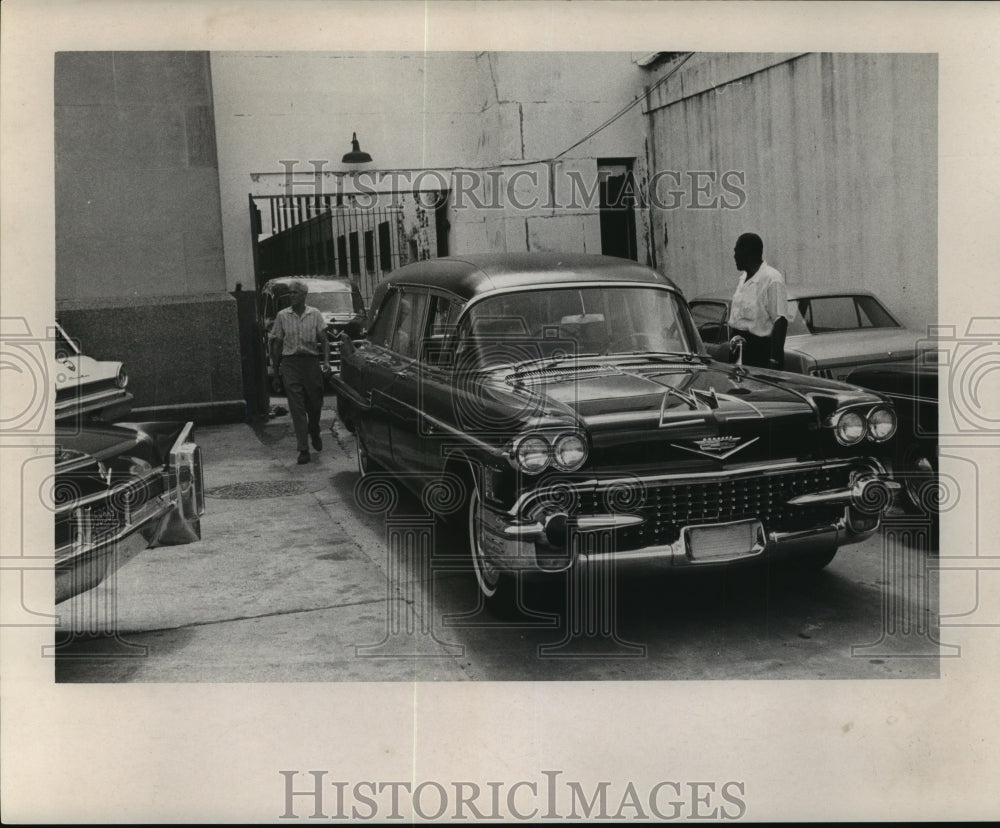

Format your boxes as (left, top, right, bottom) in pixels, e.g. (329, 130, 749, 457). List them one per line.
(54, 321, 132, 422)
(259, 276, 367, 392)
(689, 288, 926, 382)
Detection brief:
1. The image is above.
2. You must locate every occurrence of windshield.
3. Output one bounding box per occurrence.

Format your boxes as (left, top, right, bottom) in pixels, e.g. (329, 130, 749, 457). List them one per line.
(456, 285, 694, 369)
(279, 290, 354, 315)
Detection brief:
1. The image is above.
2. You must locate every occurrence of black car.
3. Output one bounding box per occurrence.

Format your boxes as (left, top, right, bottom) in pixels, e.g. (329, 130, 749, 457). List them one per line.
(846, 359, 938, 514)
(55, 421, 204, 603)
(51, 327, 204, 603)
(332, 253, 900, 609)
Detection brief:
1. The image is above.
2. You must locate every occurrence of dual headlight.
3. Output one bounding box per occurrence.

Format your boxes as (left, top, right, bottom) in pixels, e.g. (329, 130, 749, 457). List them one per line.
(116, 365, 129, 388)
(830, 406, 897, 446)
(511, 432, 588, 474)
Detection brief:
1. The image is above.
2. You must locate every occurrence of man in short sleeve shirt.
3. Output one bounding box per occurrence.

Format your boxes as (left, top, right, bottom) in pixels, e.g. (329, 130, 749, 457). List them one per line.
(727, 232, 788, 369)
(269, 280, 331, 464)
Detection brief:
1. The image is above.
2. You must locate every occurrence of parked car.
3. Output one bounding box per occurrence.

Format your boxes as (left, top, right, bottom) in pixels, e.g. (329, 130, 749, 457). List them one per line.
(54, 321, 133, 423)
(689, 288, 925, 382)
(332, 253, 900, 610)
(52, 327, 205, 603)
(259, 276, 367, 392)
(846, 358, 938, 514)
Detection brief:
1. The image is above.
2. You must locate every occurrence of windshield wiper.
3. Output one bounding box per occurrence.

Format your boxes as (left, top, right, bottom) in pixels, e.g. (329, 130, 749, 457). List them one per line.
(607, 351, 702, 363)
(508, 352, 605, 373)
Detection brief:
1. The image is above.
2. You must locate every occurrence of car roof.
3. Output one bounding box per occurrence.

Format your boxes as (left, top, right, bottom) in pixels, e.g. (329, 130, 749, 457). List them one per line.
(377, 253, 679, 301)
(262, 276, 355, 293)
(690, 286, 887, 303)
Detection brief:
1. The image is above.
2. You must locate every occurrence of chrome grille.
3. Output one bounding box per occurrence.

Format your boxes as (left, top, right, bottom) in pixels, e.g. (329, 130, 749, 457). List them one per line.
(578, 464, 852, 548)
(54, 473, 162, 552)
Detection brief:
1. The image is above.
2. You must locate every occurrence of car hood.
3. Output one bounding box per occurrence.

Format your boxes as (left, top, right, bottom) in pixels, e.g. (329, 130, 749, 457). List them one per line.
(785, 328, 922, 365)
(491, 358, 880, 469)
(503, 358, 875, 419)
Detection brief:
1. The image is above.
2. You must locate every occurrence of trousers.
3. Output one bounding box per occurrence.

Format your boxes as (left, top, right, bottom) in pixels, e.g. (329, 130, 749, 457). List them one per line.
(279, 355, 324, 452)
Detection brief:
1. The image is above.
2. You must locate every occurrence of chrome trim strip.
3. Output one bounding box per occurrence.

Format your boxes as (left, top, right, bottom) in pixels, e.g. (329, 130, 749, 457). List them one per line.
(499, 513, 645, 539)
(787, 477, 900, 507)
(54, 387, 129, 412)
(577, 514, 645, 531)
(417, 411, 509, 460)
(169, 421, 196, 455)
(786, 488, 853, 506)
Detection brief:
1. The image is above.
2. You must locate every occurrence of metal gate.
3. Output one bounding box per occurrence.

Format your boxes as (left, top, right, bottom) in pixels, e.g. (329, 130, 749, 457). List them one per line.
(251, 195, 406, 302)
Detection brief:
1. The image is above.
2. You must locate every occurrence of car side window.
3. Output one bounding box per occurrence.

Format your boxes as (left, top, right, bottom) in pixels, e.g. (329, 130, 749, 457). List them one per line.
(804, 296, 860, 332)
(391, 291, 429, 358)
(855, 295, 899, 329)
(368, 290, 400, 348)
(428, 295, 463, 338)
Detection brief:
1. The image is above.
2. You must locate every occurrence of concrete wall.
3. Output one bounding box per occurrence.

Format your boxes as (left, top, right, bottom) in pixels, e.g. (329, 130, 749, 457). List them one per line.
(55, 51, 244, 422)
(211, 52, 652, 292)
(643, 52, 937, 332)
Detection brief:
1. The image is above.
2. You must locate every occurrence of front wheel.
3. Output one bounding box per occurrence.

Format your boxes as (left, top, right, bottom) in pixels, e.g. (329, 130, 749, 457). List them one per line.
(465, 468, 519, 614)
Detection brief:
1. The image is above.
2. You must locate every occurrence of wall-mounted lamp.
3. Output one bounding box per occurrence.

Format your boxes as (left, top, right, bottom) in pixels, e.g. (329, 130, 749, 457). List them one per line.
(342, 132, 372, 164)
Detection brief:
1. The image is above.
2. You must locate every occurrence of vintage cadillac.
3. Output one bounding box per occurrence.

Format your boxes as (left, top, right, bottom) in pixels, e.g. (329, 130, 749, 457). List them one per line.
(53, 328, 205, 603)
(332, 253, 900, 609)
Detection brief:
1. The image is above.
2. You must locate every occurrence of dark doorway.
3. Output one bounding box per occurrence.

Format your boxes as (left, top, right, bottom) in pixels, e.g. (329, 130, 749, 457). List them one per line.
(598, 159, 638, 261)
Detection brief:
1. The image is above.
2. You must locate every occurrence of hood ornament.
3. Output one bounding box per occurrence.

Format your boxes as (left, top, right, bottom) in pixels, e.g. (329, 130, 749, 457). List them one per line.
(730, 335, 748, 379)
(97, 461, 113, 487)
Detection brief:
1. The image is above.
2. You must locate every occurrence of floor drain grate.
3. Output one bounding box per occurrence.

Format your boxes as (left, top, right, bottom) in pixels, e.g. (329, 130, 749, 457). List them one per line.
(206, 480, 309, 499)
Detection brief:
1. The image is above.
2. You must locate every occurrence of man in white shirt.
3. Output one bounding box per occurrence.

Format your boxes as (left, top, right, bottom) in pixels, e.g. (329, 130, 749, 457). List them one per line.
(726, 232, 788, 369)
(269, 281, 332, 464)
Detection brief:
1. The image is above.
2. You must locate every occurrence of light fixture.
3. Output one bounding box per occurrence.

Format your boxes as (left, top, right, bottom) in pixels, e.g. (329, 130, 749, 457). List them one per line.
(342, 132, 372, 164)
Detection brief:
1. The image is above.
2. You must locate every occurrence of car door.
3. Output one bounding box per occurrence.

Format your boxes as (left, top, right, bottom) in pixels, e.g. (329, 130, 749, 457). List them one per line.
(411, 293, 465, 474)
(384, 289, 431, 470)
(355, 289, 402, 466)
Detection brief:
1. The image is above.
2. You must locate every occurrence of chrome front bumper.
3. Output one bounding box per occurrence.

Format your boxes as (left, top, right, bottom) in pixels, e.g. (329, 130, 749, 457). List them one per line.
(479, 460, 898, 575)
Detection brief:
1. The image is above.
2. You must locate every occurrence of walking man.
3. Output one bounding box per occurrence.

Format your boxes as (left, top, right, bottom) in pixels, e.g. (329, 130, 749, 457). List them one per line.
(269, 280, 331, 464)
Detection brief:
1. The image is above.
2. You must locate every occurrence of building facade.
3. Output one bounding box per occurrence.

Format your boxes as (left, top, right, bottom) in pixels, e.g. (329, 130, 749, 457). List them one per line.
(54, 51, 244, 423)
(53, 50, 936, 420)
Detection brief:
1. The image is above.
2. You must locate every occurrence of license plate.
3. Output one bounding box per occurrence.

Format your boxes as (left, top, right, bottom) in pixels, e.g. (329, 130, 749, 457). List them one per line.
(684, 520, 764, 562)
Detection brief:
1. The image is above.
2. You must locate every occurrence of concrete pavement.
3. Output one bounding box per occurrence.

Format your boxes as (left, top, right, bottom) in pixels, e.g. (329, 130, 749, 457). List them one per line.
(54, 398, 473, 682)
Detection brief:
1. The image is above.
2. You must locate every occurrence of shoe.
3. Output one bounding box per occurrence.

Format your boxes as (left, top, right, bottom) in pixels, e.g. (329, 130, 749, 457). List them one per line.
(297, 451, 310, 464)
(310, 433, 322, 451)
